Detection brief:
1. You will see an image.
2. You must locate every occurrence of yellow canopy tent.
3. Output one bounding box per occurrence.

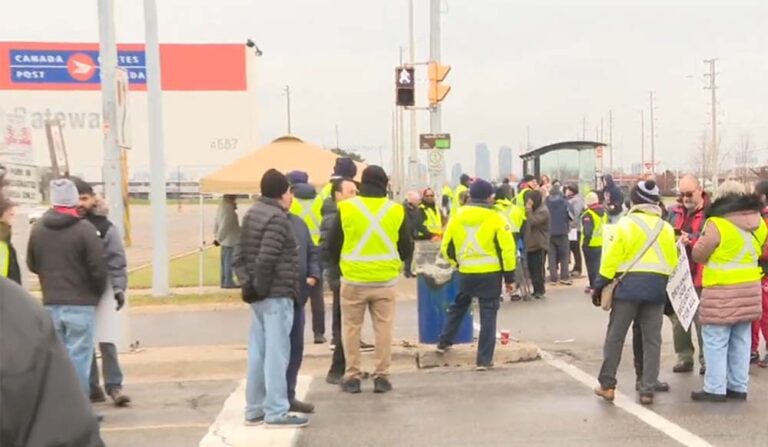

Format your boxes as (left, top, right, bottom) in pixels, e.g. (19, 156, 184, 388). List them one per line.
(200, 136, 365, 194)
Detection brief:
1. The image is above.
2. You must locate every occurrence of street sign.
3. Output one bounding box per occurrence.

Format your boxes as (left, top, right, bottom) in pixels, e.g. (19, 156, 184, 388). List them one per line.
(420, 133, 451, 150)
(428, 150, 444, 177)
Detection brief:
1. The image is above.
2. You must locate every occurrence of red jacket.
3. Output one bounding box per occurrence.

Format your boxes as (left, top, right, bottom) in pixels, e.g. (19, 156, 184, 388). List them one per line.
(670, 195, 710, 288)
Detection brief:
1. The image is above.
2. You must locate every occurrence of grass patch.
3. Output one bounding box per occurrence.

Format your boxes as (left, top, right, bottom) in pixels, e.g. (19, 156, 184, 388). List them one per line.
(128, 247, 221, 289)
(131, 291, 241, 307)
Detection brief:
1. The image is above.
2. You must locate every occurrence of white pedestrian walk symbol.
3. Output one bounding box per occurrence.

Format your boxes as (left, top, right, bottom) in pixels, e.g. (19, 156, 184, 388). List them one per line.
(399, 69, 412, 85)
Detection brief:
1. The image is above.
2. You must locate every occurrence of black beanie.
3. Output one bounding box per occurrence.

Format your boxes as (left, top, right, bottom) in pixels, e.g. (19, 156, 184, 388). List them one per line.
(333, 157, 358, 179)
(261, 169, 290, 199)
(70, 176, 94, 195)
(630, 180, 661, 205)
(361, 165, 389, 190)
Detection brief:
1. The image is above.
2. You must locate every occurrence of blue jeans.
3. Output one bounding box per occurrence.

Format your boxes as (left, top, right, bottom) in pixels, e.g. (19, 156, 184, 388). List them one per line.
(439, 272, 501, 366)
(287, 303, 305, 401)
(702, 322, 752, 395)
(90, 342, 124, 395)
(46, 305, 96, 395)
(245, 298, 294, 422)
(220, 246, 237, 288)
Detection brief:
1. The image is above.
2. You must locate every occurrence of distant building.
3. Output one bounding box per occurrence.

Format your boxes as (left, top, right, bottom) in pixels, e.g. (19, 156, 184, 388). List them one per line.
(451, 162, 462, 186)
(418, 162, 428, 185)
(498, 146, 513, 180)
(475, 143, 491, 181)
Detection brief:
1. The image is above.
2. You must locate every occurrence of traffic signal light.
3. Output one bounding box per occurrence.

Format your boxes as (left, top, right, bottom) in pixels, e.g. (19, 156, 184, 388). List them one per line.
(395, 67, 415, 106)
(428, 62, 451, 105)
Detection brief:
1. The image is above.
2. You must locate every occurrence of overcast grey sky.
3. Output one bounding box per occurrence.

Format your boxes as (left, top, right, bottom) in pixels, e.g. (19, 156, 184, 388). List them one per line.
(3, 0, 767, 176)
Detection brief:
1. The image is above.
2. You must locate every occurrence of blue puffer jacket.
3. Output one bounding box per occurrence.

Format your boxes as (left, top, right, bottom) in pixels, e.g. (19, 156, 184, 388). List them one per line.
(546, 193, 571, 237)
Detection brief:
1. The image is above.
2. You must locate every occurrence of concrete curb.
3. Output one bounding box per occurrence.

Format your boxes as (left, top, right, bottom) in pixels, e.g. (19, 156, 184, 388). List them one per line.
(416, 341, 540, 369)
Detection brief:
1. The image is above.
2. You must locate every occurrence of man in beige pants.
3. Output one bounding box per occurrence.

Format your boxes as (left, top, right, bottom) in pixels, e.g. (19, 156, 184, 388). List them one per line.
(326, 166, 413, 394)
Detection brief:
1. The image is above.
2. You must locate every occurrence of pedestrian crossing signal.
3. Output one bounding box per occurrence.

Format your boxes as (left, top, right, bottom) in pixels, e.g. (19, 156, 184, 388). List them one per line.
(396, 67, 415, 107)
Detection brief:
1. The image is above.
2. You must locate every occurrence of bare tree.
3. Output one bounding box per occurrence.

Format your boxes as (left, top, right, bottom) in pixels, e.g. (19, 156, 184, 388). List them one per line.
(735, 132, 753, 184)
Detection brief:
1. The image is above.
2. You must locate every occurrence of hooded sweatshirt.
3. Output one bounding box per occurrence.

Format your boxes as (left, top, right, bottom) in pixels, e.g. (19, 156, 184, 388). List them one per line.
(546, 188, 571, 237)
(693, 193, 767, 325)
(27, 209, 108, 306)
(85, 197, 128, 294)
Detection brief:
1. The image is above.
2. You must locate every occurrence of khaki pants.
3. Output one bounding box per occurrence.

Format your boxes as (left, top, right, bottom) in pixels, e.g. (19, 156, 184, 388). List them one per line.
(340, 283, 396, 380)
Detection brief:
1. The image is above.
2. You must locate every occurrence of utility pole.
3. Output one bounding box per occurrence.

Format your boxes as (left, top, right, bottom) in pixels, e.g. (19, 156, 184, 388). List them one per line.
(582, 116, 586, 140)
(704, 58, 718, 189)
(97, 0, 124, 239)
(397, 46, 405, 197)
(428, 0, 444, 193)
(283, 85, 292, 135)
(335, 124, 340, 148)
(526, 125, 531, 150)
(408, 0, 418, 190)
(144, 0, 169, 296)
(608, 110, 613, 172)
(649, 91, 656, 174)
(640, 110, 645, 171)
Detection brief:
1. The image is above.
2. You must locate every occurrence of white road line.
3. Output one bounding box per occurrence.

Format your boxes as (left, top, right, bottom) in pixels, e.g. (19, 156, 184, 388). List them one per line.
(539, 350, 715, 447)
(198, 375, 312, 447)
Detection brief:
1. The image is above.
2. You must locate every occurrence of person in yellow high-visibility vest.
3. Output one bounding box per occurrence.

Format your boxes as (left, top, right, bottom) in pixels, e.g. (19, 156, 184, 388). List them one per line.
(690, 181, 768, 402)
(287, 170, 328, 344)
(580, 192, 606, 293)
(419, 188, 443, 238)
(493, 187, 524, 235)
(451, 174, 471, 213)
(326, 166, 413, 394)
(515, 175, 538, 208)
(593, 180, 677, 406)
(0, 192, 20, 284)
(436, 179, 517, 370)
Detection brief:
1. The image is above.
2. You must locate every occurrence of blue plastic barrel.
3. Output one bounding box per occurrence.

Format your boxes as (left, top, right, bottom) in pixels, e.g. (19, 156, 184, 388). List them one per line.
(417, 272, 473, 344)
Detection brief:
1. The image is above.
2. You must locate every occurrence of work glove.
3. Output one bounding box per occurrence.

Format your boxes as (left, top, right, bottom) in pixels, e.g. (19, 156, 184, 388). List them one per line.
(591, 288, 602, 308)
(115, 291, 126, 311)
(213, 240, 221, 247)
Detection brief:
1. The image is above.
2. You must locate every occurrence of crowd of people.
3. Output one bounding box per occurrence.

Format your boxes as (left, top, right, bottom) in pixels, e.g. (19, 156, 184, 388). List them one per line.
(3, 159, 768, 441)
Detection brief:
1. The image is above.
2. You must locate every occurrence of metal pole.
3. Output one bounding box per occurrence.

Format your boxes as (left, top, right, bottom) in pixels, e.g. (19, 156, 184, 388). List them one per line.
(705, 59, 718, 189)
(429, 0, 444, 194)
(397, 46, 406, 198)
(284, 85, 292, 135)
(198, 192, 204, 294)
(640, 110, 645, 170)
(649, 92, 655, 174)
(98, 0, 124, 238)
(144, 0, 169, 296)
(608, 110, 613, 173)
(408, 0, 418, 190)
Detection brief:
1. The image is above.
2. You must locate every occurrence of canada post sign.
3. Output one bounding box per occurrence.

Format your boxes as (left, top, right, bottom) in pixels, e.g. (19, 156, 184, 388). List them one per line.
(10, 49, 146, 85)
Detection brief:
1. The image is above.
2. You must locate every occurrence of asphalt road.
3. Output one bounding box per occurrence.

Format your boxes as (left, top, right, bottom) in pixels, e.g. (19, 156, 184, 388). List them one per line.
(108, 279, 768, 446)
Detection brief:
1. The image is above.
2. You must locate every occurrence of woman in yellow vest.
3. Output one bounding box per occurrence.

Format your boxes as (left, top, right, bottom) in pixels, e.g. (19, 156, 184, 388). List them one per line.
(690, 181, 768, 402)
(581, 192, 606, 294)
(593, 180, 677, 405)
(0, 191, 20, 284)
(451, 174, 471, 213)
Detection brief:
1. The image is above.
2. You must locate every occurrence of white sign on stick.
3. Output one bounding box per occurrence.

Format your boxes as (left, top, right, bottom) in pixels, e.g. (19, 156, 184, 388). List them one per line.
(666, 241, 700, 331)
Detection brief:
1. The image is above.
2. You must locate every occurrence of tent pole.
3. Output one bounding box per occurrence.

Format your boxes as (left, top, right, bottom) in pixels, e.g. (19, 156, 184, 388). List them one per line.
(199, 192, 204, 295)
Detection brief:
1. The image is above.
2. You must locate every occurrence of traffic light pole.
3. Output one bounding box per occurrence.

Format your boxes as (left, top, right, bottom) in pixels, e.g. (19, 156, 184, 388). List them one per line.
(408, 0, 418, 191)
(428, 0, 444, 194)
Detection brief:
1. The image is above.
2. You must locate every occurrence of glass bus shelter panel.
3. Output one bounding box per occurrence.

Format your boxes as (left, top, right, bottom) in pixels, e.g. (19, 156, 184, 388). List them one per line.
(578, 148, 597, 195)
(538, 148, 598, 194)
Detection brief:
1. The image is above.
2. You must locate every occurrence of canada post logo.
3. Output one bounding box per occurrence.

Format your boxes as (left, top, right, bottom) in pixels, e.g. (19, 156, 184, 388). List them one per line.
(10, 49, 146, 84)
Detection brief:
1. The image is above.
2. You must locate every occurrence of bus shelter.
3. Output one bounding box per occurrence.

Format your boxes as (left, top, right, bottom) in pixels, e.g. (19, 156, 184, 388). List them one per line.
(520, 141, 607, 194)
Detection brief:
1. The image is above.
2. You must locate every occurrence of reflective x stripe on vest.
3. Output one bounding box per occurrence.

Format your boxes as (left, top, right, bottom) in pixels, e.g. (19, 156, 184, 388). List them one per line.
(457, 224, 499, 267)
(707, 226, 760, 271)
(0, 241, 9, 278)
(341, 198, 399, 262)
(422, 206, 442, 235)
(618, 215, 670, 273)
(295, 198, 321, 240)
(584, 209, 605, 247)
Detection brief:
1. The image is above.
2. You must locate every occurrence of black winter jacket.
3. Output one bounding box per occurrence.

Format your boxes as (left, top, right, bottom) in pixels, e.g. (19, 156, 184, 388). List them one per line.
(27, 210, 108, 306)
(234, 197, 300, 301)
(0, 278, 105, 446)
(289, 214, 321, 305)
(319, 197, 342, 290)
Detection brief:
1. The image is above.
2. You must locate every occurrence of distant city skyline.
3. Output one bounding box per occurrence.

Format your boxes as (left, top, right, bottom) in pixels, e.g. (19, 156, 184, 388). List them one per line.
(499, 146, 513, 180)
(475, 143, 491, 181)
